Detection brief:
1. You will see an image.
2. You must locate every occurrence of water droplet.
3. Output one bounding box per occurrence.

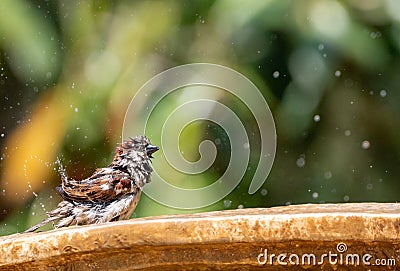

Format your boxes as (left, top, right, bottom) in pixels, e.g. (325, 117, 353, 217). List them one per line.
(334, 70, 341, 77)
(0, 133, 4, 138)
(318, 43, 324, 51)
(261, 189, 268, 196)
(312, 192, 319, 199)
(215, 138, 221, 145)
(243, 142, 250, 149)
(379, 89, 387, 97)
(366, 183, 373, 190)
(370, 31, 381, 39)
(237, 204, 244, 209)
(344, 130, 351, 136)
(343, 195, 350, 202)
(324, 171, 332, 179)
(361, 140, 370, 150)
(223, 199, 232, 208)
(296, 155, 306, 168)
(272, 71, 280, 78)
(74, 107, 79, 113)
(313, 115, 321, 122)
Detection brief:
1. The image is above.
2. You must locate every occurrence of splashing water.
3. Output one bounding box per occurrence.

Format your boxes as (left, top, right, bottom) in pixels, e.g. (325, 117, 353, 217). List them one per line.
(22, 155, 65, 214)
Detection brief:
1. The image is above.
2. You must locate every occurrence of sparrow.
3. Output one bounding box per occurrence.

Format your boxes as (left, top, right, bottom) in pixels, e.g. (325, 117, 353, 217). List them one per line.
(24, 135, 159, 233)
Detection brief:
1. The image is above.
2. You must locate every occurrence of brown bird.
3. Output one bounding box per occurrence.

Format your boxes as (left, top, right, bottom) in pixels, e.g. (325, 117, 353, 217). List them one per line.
(24, 135, 159, 233)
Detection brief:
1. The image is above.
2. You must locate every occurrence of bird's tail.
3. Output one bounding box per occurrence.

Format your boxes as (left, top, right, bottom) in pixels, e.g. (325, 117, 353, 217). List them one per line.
(23, 215, 60, 233)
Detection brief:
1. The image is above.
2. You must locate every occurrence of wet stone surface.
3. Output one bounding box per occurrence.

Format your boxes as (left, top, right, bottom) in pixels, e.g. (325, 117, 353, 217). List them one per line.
(1, 203, 399, 270)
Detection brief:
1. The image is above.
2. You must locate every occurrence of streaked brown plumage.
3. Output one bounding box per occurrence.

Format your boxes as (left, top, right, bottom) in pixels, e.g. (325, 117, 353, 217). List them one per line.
(24, 135, 159, 233)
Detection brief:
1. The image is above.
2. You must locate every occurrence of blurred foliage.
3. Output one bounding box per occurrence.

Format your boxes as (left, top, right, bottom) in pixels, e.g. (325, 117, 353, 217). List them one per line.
(1, 0, 400, 235)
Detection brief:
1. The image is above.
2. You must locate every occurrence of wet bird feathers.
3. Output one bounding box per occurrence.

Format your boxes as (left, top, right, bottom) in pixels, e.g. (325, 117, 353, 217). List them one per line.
(24, 135, 158, 233)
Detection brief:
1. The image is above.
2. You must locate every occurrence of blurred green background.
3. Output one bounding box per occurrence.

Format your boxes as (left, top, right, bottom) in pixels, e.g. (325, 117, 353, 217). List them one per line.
(1, 0, 400, 235)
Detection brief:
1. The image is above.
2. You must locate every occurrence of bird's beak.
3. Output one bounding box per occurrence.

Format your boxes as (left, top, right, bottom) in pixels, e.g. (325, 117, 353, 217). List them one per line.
(146, 144, 159, 158)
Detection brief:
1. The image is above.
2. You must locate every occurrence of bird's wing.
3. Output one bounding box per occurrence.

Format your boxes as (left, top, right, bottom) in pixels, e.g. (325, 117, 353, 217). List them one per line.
(58, 168, 137, 202)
